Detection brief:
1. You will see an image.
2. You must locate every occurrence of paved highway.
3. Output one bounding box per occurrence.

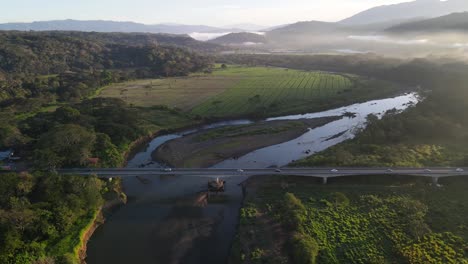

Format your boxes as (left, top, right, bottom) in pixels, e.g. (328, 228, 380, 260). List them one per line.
(58, 167, 468, 182)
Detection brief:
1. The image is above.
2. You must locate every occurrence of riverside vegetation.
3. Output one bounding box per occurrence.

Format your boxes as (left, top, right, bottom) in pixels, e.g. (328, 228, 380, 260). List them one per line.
(230, 176, 468, 264)
(290, 56, 468, 168)
(0, 172, 126, 263)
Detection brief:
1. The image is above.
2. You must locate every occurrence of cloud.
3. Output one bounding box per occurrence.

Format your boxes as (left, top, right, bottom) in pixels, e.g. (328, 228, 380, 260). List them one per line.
(348, 35, 429, 45)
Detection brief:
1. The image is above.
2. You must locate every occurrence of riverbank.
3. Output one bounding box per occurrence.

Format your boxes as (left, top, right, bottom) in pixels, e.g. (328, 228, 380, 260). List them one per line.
(153, 117, 340, 168)
(78, 210, 104, 263)
(79, 178, 127, 263)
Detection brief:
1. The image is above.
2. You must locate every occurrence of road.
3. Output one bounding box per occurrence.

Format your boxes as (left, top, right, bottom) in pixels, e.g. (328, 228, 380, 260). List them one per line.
(58, 167, 468, 182)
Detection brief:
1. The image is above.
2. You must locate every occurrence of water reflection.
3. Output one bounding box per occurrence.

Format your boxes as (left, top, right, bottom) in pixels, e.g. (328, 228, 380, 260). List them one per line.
(215, 93, 418, 168)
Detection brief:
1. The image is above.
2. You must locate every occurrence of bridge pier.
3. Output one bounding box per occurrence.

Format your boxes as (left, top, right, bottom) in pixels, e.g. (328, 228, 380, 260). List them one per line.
(432, 177, 439, 185)
(322, 177, 328, 185)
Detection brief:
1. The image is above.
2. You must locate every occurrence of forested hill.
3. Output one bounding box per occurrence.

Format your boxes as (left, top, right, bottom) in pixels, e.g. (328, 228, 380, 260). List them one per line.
(0, 31, 220, 73)
(0, 31, 217, 74)
(0, 31, 214, 101)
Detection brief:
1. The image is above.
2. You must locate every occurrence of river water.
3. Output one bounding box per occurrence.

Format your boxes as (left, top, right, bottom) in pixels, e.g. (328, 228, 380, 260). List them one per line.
(86, 93, 419, 264)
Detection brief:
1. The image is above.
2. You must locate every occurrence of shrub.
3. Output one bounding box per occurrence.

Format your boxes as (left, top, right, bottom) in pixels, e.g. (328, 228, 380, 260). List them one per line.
(290, 233, 320, 264)
(55, 253, 77, 264)
(331, 192, 350, 207)
(281, 193, 306, 231)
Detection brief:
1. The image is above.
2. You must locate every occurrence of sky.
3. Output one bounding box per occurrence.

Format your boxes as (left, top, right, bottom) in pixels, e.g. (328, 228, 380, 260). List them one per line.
(0, 0, 413, 26)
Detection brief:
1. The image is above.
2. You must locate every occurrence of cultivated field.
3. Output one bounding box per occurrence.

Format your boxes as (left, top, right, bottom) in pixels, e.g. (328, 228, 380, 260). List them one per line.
(100, 65, 403, 118)
(192, 67, 359, 117)
(98, 75, 241, 110)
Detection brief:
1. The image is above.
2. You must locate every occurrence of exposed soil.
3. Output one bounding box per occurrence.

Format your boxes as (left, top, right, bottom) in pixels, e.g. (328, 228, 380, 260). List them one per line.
(152, 116, 340, 168)
(79, 212, 105, 264)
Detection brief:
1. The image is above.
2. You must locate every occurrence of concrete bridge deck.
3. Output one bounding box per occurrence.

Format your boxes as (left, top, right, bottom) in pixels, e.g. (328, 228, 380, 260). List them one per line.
(58, 167, 468, 184)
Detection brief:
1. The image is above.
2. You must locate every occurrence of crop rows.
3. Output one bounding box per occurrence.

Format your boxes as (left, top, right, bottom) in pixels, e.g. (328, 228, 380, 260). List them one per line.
(191, 68, 354, 117)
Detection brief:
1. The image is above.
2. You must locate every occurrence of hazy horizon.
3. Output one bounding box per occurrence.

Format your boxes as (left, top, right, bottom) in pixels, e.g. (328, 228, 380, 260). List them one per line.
(1, 0, 413, 27)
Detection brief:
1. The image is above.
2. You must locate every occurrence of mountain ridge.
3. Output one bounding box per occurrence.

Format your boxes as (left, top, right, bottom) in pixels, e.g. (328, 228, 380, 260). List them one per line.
(209, 32, 267, 45)
(340, 0, 468, 26)
(0, 19, 248, 34)
(386, 12, 468, 33)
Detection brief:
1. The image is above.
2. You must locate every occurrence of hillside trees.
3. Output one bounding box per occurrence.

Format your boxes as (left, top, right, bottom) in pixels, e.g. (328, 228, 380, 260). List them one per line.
(34, 124, 96, 169)
(0, 31, 213, 103)
(0, 172, 110, 263)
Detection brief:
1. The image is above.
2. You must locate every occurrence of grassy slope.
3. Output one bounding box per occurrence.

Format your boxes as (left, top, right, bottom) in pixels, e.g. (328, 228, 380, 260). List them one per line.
(230, 176, 468, 264)
(99, 65, 405, 119)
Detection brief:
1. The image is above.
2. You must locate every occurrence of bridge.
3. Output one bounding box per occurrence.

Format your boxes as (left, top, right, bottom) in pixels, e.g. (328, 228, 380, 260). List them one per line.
(58, 167, 468, 184)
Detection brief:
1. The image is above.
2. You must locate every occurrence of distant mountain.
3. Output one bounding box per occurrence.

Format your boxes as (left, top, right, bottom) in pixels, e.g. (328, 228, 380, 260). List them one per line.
(340, 0, 468, 26)
(265, 19, 423, 38)
(0, 19, 248, 34)
(386, 12, 468, 33)
(222, 24, 267, 31)
(209, 32, 267, 45)
(267, 21, 346, 36)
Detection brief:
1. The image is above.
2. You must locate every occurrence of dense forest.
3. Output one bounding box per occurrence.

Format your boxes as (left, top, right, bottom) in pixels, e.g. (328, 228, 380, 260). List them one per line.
(0, 172, 124, 263)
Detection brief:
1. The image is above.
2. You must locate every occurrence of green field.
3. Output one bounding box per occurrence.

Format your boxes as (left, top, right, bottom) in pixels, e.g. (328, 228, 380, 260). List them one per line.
(100, 65, 404, 118)
(230, 176, 468, 264)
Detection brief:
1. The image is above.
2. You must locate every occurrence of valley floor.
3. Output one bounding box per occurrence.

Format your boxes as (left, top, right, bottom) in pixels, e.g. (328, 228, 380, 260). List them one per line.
(99, 65, 405, 119)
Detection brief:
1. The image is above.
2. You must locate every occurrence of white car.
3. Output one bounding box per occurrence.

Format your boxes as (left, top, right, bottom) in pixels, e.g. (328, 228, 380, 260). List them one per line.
(386, 168, 394, 173)
(162, 168, 172, 172)
(456, 168, 464, 172)
(237, 169, 245, 173)
(331, 169, 339, 173)
(424, 169, 432, 173)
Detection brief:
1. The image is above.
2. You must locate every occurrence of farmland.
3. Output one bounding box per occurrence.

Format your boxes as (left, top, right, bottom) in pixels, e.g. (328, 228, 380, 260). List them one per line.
(100, 65, 405, 118)
(230, 175, 468, 264)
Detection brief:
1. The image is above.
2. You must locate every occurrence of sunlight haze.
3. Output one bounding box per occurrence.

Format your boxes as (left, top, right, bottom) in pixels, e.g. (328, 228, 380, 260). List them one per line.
(1, 0, 413, 26)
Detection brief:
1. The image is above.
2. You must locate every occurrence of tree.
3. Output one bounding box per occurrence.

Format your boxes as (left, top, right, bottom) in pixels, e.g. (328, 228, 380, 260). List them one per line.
(34, 124, 96, 168)
(291, 233, 320, 264)
(93, 133, 123, 167)
(331, 192, 350, 207)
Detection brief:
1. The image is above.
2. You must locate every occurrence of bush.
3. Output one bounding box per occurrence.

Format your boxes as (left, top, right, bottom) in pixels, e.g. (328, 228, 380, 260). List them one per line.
(55, 254, 77, 264)
(290, 233, 320, 264)
(331, 192, 350, 207)
(281, 193, 306, 231)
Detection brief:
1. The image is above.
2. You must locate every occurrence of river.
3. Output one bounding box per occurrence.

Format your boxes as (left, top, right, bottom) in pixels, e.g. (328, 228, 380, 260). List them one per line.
(86, 93, 419, 264)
